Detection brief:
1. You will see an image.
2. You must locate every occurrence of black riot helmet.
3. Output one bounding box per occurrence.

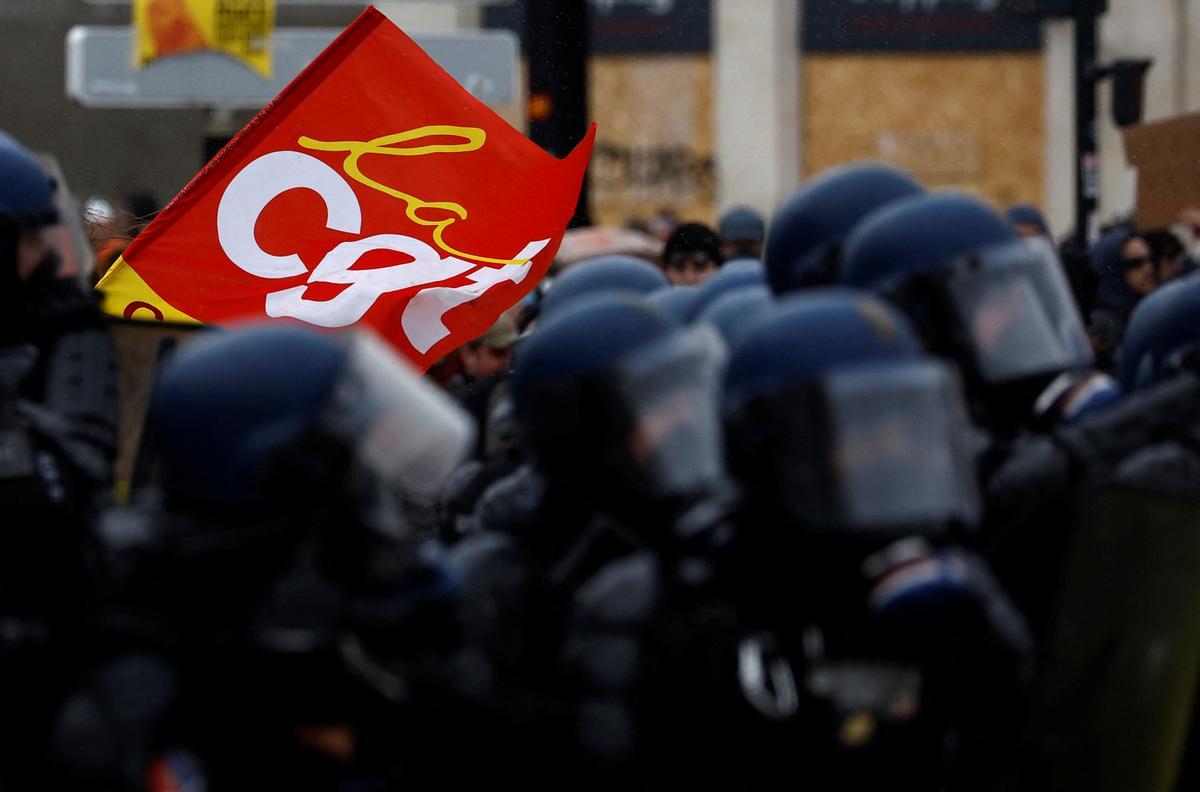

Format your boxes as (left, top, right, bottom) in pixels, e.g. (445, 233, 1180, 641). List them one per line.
(763, 163, 924, 294)
(539, 254, 669, 322)
(110, 323, 473, 614)
(841, 193, 1093, 432)
(512, 292, 727, 508)
(724, 289, 980, 536)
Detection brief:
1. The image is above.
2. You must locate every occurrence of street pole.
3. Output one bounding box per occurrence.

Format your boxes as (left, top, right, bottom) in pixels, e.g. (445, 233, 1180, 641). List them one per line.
(1073, 0, 1099, 250)
(526, 0, 591, 227)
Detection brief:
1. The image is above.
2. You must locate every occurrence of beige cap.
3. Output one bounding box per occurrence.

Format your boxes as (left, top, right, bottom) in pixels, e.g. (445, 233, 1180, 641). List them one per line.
(475, 313, 519, 349)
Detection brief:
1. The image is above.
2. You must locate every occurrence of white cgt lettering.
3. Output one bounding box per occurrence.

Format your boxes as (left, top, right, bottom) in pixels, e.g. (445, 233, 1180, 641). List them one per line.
(218, 151, 362, 279)
(217, 150, 548, 340)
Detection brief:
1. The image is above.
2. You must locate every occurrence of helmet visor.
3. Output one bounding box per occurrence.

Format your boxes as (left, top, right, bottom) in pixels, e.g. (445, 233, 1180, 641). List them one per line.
(616, 324, 728, 497)
(38, 155, 96, 285)
(324, 329, 474, 503)
(823, 360, 980, 531)
(941, 237, 1092, 384)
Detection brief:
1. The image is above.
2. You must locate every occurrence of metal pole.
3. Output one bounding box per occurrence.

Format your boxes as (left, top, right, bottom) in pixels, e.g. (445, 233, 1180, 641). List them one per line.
(1073, 0, 1099, 250)
(526, 0, 592, 227)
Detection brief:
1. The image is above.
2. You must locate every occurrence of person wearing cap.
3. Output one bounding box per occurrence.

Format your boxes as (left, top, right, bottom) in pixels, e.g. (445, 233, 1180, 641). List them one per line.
(718, 206, 766, 261)
(459, 313, 518, 382)
(449, 313, 519, 459)
(662, 222, 724, 286)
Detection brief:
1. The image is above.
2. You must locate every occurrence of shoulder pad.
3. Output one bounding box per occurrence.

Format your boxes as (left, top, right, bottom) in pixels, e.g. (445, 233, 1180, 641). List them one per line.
(574, 551, 661, 627)
(473, 464, 544, 534)
(1115, 442, 1200, 496)
(447, 531, 526, 588)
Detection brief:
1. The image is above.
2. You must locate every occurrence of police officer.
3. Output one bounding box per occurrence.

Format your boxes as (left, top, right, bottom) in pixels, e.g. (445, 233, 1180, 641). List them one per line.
(446, 293, 730, 786)
(1103, 271, 1200, 492)
(840, 192, 1098, 439)
(0, 134, 118, 790)
(725, 290, 1030, 790)
(53, 324, 473, 790)
(0, 135, 116, 467)
(763, 162, 924, 294)
(566, 291, 1031, 790)
(439, 256, 677, 542)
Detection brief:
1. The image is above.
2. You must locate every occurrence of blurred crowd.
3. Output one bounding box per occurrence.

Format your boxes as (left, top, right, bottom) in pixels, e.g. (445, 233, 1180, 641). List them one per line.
(5, 124, 1200, 791)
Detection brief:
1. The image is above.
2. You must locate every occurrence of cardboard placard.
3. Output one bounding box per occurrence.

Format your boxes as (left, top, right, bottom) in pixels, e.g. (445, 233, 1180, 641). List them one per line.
(1123, 113, 1200, 232)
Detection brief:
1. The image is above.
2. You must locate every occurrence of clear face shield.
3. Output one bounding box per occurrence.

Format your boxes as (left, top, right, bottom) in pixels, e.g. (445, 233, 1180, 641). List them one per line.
(761, 360, 980, 534)
(613, 323, 728, 499)
(937, 237, 1093, 385)
(823, 360, 980, 531)
(37, 155, 98, 286)
(320, 329, 475, 506)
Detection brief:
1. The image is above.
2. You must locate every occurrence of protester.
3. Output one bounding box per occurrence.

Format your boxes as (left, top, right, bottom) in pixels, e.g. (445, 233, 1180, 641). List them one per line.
(1144, 227, 1194, 284)
(661, 222, 724, 286)
(717, 205, 766, 261)
(1088, 227, 1157, 370)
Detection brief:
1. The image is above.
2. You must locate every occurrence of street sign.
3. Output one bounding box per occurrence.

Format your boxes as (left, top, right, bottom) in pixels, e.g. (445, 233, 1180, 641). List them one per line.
(65, 25, 518, 108)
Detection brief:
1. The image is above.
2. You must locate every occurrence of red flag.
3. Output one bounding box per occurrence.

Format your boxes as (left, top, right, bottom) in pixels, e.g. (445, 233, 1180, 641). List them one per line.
(99, 6, 594, 371)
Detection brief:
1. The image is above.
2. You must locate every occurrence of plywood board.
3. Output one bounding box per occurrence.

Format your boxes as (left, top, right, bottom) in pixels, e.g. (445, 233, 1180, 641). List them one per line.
(589, 54, 717, 227)
(803, 53, 1045, 211)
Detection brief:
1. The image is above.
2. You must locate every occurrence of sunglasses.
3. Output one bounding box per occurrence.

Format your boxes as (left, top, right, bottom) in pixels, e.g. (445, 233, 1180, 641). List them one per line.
(1122, 255, 1153, 270)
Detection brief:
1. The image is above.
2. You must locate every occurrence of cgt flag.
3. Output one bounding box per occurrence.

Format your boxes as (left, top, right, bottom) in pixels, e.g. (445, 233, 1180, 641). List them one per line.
(102, 6, 595, 371)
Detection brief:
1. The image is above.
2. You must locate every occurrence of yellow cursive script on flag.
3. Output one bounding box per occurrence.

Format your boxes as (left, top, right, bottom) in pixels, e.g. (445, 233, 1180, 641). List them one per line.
(299, 126, 528, 267)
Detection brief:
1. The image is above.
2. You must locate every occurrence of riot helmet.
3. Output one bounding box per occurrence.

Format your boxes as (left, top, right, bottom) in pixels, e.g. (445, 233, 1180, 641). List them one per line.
(513, 293, 727, 505)
(724, 290, 979, 535)
(149, 323, 474, 515)
(686, 257, 765, 321)
(694, 284, 776, 352)
(0, 134, 98, 335)
(1118, 271, 1200, 391)
(646, 284, 701, 323)
(0, 136, 60, 290)
(539, 254, 668, 321)
(763, 163, 924, 295)
(841, 193, 1092, 429)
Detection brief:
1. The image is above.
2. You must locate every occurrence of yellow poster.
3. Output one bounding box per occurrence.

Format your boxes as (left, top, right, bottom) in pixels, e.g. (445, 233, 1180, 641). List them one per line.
(133, 0, 274, 78)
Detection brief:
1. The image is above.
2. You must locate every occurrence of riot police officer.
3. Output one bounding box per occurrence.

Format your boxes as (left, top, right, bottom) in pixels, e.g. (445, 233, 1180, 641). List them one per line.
(763, 162, 924, 294)
(438, 254, 674, 539)
(840, 192, 1098, 438)
(447, 292, 730, 787)
(566, 291, 1031, 790)
(0, 133, 118, 790)
(53, 323, 473, 790)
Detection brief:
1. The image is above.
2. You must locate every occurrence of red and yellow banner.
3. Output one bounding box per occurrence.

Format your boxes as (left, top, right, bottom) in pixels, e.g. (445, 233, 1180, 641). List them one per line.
(133, 0, 274, 77)
(103, 6, 595, 371)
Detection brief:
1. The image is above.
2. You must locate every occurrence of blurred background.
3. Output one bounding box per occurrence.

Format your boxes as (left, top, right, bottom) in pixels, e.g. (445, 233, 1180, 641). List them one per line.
(1, 0, 1197, 241)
